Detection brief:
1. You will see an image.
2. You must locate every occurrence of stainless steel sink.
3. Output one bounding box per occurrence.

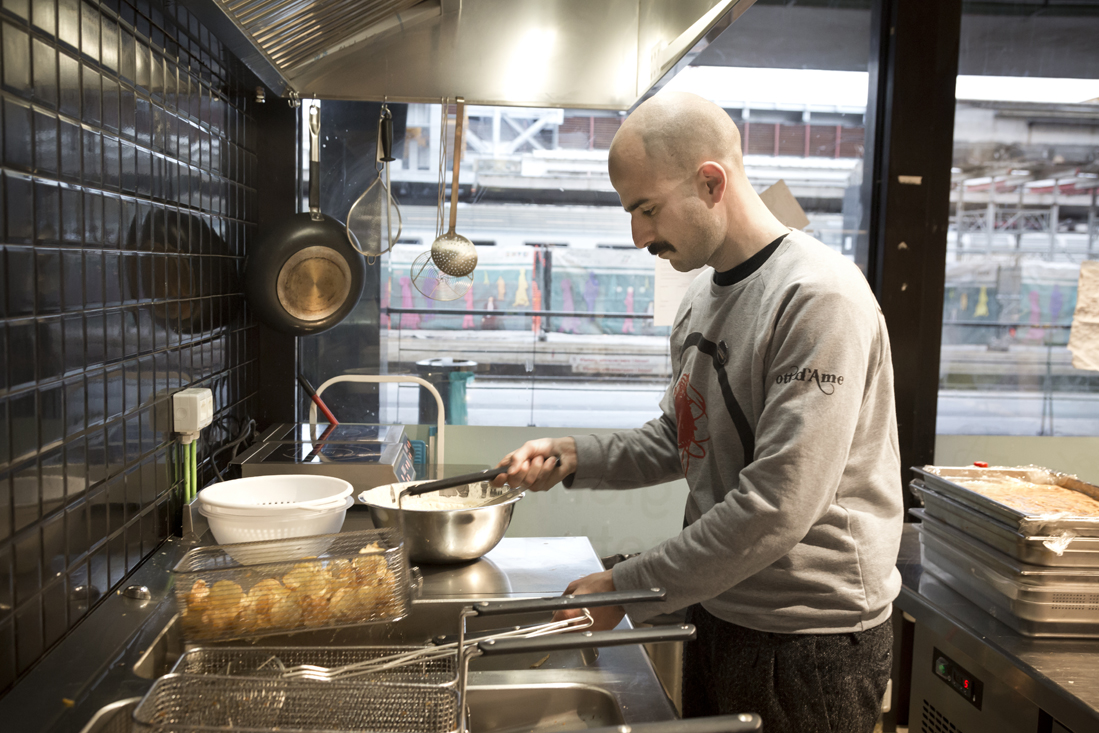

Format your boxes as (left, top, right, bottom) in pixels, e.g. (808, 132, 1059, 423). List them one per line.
(133, 599, 596, 679)
(80, 685, 621, 733)
(467, 684, 624, 733)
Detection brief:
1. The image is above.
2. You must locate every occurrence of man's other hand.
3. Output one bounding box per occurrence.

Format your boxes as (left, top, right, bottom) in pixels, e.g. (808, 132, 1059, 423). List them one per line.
(494, 437, 577, 492)
(552, 570, 626, 632)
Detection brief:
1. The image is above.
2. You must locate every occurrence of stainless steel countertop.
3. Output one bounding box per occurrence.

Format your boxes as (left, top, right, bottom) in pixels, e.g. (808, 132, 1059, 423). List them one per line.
(895, 523, 1099, 733)
(0, 507, 678, 733)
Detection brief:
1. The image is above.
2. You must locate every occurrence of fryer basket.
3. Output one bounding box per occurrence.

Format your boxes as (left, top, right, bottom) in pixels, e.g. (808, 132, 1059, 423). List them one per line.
(131, 674, 461, 733)
(170, 645, 458, 686)
(171, 529, 415, 642)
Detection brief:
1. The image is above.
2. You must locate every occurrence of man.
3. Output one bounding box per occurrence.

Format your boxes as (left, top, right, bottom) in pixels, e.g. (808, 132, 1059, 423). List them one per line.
(496, 91, 902, 733)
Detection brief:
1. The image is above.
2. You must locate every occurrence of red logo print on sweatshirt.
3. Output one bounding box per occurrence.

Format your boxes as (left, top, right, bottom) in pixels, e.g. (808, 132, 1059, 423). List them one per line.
(674, 373, 710, 474)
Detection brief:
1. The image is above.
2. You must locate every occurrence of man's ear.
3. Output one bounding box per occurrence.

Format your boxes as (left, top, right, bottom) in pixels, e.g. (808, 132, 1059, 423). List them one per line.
(698, 162, 727, 205)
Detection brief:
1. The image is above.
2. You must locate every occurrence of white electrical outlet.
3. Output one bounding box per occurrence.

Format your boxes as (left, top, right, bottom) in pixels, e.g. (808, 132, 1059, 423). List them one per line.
(173, 388, 214, 434)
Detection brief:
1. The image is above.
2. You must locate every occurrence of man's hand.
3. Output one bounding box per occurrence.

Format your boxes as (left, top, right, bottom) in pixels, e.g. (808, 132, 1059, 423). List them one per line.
(552, 569, 626, 632)
(494, 437, 578, 492)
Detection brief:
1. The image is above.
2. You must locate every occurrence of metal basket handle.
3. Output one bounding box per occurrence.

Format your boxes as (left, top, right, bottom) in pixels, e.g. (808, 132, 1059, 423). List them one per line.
(580, 714, 763, 733)
(477, 624, 696, 655)
(469, 588, 666, 616)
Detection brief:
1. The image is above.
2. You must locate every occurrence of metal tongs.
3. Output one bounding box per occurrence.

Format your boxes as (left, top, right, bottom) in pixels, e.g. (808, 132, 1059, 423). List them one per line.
(392, 467, 509, 504)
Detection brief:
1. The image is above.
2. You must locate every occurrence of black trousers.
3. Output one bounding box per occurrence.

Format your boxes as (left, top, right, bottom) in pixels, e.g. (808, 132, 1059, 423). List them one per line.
(682, 605, 892, 733)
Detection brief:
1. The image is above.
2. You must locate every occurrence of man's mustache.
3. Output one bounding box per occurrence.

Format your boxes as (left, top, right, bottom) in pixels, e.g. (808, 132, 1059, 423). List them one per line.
(647, 243, 675, 256)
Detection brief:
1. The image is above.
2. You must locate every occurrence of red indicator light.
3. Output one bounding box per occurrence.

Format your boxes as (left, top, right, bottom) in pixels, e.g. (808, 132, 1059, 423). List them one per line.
(963, 680, 969, 689)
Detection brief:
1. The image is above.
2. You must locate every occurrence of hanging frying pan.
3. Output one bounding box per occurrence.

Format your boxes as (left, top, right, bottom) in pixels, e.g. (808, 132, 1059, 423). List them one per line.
(245, 105, 366, 335)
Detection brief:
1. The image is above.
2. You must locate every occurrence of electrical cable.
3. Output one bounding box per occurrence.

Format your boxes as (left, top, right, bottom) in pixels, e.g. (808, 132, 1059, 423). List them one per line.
(192, 441, 198, 500)
(211, 418, 255, 481)
(189, 441, 194, 502)
(198, 434, 205, 497)
(211, 418, 257, 482)
(182, 441, 192, 503)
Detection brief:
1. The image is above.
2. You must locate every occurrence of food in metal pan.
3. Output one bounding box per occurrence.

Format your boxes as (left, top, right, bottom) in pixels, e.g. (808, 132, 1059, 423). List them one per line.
(956, 477, 1099, 517)
(179, 543, 399, 639)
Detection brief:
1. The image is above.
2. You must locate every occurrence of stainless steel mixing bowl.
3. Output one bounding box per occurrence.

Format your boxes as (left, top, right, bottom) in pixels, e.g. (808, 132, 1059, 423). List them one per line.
(357, 480, 523, 564)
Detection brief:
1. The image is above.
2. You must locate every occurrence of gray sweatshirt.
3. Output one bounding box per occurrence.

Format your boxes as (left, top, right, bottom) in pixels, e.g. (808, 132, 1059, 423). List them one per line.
(568, 230, 903, 633)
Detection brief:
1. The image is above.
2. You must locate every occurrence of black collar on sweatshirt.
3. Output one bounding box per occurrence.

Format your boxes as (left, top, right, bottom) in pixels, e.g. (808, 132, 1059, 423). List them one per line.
(712, 233, 788, 287)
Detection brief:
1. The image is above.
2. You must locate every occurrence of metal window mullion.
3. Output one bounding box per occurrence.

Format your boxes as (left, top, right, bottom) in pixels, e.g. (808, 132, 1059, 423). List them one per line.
(860, 0, 963, 520)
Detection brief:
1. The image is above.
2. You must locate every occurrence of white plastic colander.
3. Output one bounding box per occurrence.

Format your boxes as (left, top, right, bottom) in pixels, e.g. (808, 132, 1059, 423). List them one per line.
(200, 495, 349, 516)
(198, 475, 352, 513)
(199, 496, 354, 547)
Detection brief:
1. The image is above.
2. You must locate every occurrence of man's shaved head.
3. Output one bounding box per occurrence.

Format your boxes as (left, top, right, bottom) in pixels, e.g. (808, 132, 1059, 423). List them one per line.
(609, 90, 785, 273)
(610, 91, 743, 179)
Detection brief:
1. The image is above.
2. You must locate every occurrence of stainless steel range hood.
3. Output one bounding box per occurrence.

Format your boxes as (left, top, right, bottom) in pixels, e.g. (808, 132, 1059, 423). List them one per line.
(180, 0, 755, 109)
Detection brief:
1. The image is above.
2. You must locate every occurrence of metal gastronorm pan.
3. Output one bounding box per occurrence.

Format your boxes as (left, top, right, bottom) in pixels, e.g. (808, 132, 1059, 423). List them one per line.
(912, 466, 1099, 538)
(910, 483, 1099, 567)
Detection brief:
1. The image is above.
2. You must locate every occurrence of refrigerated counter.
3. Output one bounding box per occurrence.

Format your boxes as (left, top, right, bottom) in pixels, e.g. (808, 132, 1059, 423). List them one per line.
(892, 524, 1099, 733)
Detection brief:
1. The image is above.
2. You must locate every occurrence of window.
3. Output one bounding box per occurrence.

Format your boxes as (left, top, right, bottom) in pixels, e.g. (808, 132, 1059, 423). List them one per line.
(937, 6, 1099, 438)
(298, 4, 876, 429)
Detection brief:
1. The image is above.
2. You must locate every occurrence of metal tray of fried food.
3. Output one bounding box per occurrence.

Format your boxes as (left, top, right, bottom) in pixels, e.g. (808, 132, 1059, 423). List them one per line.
(132, 673, 461, 733)
(911, 483, 1099, 567)
(912, 466, 1099, 538)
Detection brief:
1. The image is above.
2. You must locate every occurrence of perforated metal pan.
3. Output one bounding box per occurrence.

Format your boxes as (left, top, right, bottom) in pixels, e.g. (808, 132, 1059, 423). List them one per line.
(917, 522, 1099, 636)
(912, 466, 1099, 537)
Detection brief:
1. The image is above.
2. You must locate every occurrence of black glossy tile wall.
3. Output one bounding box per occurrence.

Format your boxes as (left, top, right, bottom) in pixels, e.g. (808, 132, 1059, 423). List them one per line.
(0, 0, 260, 695)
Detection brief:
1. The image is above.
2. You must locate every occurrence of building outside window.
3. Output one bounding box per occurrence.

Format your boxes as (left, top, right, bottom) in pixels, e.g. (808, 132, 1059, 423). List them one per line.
(938, 4, 1099, 439)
